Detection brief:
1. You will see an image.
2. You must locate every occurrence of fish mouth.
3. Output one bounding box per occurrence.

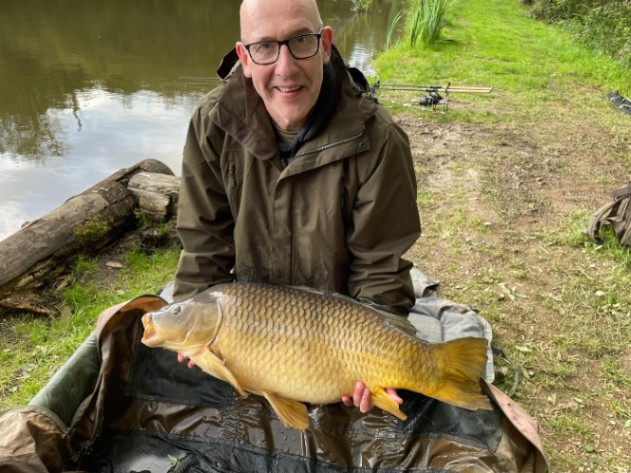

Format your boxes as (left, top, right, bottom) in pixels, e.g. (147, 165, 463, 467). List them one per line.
(140, 314, 162, 347)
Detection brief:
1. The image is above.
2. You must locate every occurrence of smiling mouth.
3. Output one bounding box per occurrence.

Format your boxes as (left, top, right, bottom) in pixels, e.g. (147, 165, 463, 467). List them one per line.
(277, 86, 301, 93)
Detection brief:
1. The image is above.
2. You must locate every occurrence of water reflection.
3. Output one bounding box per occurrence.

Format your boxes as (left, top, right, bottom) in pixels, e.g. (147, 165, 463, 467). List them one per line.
(0, 0, 403, 240)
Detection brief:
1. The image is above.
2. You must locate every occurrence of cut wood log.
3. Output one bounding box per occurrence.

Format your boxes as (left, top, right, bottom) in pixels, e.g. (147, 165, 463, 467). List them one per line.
(128, 171, 180, 222)
(0, 159, 176, 306)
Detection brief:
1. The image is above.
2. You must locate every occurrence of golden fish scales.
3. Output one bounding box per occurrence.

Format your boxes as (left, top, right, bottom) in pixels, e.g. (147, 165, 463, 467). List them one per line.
(141, 283, 491, 430)
(216, 285, 425, 399)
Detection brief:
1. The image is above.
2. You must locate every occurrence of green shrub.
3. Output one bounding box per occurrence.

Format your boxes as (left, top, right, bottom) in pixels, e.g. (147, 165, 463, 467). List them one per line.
(528, 0, 631, 67)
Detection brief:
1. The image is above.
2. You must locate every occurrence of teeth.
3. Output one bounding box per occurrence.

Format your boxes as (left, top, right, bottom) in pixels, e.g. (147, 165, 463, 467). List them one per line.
(279, 86, 300, 93)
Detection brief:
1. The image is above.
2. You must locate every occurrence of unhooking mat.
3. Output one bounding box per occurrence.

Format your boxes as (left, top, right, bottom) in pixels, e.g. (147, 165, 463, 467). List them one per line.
(0, 269, 548, 472)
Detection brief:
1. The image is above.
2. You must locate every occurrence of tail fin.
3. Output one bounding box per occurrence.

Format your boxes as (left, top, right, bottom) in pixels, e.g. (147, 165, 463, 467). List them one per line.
(425, 337, 492, 411)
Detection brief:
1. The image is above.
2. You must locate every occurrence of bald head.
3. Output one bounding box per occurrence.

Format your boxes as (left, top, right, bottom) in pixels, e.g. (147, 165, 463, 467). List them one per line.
(240, 0, 323, 42)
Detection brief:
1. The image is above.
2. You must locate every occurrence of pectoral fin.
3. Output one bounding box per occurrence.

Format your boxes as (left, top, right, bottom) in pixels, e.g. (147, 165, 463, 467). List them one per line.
(371, 388, 407, 421)
(193, 348, 247, 397)
(262, 390, 309, 430)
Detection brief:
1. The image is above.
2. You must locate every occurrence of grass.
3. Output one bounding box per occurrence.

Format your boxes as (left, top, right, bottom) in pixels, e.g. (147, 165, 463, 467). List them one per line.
(0, 241, 180, 408)
(374, 0, 631, 124)
(385, 9, 403, 50)
(529, 0, 631, 69)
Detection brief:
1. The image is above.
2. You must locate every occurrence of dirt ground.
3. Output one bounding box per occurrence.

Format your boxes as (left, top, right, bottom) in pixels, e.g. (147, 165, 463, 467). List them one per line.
(394, 100, 631, 471)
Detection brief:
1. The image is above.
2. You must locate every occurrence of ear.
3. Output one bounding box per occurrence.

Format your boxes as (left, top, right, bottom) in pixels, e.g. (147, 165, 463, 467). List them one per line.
(236, 42, 253, 78)
(320, 26, 334, 64)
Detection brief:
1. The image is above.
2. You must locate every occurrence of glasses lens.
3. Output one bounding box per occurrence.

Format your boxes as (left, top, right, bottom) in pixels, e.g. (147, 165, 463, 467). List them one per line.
(288, 34, 319, 59)
(249, 42, 279, 64)
(247, 33, 320, 65)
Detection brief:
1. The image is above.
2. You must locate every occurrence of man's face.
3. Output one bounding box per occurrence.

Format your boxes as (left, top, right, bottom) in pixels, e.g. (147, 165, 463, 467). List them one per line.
(236, 1, 333, 132)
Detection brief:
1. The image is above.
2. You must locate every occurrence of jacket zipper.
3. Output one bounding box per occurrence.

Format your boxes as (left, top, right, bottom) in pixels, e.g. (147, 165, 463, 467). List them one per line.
(293, 132, 364, 158)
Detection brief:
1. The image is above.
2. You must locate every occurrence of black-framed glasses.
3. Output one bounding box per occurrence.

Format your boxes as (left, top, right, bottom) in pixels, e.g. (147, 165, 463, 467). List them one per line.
(242, 31, 322, 65)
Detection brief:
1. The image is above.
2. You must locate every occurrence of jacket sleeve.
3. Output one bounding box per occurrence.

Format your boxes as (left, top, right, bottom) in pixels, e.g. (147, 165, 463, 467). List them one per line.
(173, 97, 235, 301)
(347, 118, 421, 315)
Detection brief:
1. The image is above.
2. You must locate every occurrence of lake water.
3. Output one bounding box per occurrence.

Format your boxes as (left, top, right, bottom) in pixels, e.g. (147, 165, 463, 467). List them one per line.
(0, 0, 404, 240)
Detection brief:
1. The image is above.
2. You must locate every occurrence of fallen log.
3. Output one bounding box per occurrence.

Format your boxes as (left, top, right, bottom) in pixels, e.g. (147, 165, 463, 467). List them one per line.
(0, 159, 176, 309)
(128, 171, 180, 222)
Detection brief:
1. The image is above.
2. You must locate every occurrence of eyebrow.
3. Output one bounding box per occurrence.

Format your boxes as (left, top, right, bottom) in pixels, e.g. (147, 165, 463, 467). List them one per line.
(247, 28, 315, 43)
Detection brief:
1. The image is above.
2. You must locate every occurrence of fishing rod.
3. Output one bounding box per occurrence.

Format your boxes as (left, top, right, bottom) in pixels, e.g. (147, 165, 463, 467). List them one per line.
(369, 81, 493, 113)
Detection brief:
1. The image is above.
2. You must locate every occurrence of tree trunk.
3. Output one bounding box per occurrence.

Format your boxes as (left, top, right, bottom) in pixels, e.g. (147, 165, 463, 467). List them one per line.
(0, 159, 175, 308)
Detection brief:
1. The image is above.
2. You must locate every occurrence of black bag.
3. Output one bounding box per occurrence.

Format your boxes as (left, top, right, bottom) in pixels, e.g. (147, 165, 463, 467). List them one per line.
(587, 182, 631, 247)
(607, 91, 631, 117)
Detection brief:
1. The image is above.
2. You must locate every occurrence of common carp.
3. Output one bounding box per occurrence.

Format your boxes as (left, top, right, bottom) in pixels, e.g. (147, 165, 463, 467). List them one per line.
(141, 282, 491, 430)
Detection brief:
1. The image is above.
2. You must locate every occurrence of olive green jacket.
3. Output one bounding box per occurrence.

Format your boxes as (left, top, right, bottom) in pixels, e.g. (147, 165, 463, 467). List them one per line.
(174, 48, 421, 314)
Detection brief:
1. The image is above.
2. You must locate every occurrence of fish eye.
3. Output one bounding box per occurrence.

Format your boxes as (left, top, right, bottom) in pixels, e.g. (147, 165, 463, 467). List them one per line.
(171, 305, 182, 315)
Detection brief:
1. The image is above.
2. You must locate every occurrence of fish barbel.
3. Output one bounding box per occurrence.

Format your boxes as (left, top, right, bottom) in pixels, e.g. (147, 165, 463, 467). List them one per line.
(141, 282, 491, 430)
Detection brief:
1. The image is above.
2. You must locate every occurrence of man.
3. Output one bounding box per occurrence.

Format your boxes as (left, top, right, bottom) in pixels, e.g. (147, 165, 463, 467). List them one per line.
(173, 0, 420, 414)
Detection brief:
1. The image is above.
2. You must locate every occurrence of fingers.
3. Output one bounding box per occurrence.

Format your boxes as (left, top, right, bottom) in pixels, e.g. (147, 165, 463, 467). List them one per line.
(359, 385, 373, 413)
(386, 387, 404, 406)
(177, 353, 196, 368)
(352, 381, 366, 408)
(341, 382, 366, 408)
(342, 381, 373, 413)
(341, 383, 403, 413)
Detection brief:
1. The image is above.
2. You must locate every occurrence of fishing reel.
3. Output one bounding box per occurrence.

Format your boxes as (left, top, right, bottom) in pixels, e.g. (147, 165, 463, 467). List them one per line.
(418, 89, 444, 108)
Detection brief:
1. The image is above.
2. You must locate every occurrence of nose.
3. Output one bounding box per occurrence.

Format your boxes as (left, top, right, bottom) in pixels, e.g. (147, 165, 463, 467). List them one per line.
(275, 43, 296, 76)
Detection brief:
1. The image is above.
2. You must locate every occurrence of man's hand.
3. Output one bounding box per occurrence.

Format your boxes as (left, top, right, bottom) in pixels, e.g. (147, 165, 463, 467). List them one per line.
(341, 381, 403, 413)
(177, 353, 196, 369)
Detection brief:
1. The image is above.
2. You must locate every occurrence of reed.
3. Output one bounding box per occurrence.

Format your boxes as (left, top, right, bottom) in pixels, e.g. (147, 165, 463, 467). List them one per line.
(385, 10, 403, 49)
(408, 0, 457, 47)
